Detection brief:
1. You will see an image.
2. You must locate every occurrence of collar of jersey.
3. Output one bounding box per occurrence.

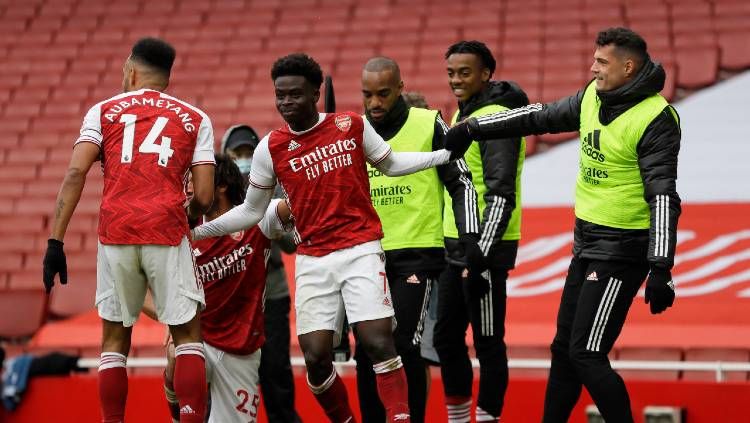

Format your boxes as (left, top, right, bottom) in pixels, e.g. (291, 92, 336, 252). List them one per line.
(287, 113, 327, 135)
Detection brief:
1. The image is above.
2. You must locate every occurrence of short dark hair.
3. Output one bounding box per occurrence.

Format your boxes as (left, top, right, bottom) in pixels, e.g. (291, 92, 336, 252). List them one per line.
(445, 40, 497, 77)
(130, 37, 176, 76)
(596, 27, 648, 68)
(214, 154, 246, 206)
(364, 56, 401, 81)
(271, 53, 323, 88)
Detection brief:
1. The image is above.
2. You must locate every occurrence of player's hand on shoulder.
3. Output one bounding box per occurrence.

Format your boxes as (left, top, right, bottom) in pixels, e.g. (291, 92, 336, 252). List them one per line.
(42, 239, 67, 294)
(644, 268, 675, 314)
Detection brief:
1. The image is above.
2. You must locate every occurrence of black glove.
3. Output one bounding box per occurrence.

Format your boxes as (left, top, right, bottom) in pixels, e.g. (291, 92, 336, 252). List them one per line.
(444, 118, 478, 160)
(644, 268, 675, 314)
(42, 239, 67, 294)
(459, 233, 486, 273)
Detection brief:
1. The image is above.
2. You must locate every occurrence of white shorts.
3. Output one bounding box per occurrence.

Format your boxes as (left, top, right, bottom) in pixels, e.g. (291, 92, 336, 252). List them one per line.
(205, 343, 262, 423)
(295, 240, 395, 338)
(96, 237, 204, 327)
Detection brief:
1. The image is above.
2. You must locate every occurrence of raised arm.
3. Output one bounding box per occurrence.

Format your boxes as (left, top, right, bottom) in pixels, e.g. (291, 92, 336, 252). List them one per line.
(444, 86, 588, 158)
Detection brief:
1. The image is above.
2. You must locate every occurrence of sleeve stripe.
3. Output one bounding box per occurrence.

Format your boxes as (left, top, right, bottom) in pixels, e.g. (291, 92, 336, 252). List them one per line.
(479, 196, 505, 254)
(436, 115, 450, 134)
(454, 158, 479, 234)
(476, 103, 543, 126)
(371, 147, 392, 165)
(248, 178, 275, 190)
(75, 138, 101, 147)
(655, 194, 669, 257)
(191, 161, 216, 166)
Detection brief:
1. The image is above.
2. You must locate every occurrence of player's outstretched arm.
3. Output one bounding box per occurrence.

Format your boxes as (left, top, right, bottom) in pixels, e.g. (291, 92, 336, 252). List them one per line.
(445, 89, 586, 158)
(363, 118, 450, 176)
(44, 142, 100, 293)
(191, 184, 273, 240)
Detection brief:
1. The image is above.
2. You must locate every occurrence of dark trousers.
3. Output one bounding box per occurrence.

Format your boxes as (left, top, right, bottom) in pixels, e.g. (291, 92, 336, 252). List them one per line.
(542, 256, 649, 423)
(259, 296, 302, 423)
(354, 271, 434, 423)
(434, 264, 510, 417)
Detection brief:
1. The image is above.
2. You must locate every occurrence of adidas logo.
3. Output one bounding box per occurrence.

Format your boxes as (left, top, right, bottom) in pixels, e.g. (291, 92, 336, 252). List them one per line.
(192, 248, 202, 257)
(180, 405, 196, 415)
(586, 271, 598, 281)
(393, 414, 410, 421)
(288, 140, 302, 151)
(406, 274, 420, 284)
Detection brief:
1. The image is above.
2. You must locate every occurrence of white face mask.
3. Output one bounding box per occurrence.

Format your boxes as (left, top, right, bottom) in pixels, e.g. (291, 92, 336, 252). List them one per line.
(234, 158, 252, 176)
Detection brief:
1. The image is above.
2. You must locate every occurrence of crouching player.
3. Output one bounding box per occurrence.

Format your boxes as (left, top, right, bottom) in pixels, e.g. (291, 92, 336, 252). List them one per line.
(149, 154, 292, 422)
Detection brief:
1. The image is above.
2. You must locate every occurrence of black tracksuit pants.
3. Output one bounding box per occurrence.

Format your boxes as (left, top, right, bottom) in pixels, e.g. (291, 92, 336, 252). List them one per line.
(355, 271, 435, 423)
(542, 256, 649, 423)
(434, 263, 511, 418)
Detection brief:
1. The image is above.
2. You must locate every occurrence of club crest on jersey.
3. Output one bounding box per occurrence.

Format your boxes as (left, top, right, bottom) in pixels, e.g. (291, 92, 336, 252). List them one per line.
(230, 230, 244, 241)
(335, 115, 351, 132)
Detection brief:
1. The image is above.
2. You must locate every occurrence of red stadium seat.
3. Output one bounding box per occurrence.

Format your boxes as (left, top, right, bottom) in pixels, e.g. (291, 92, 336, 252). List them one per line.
(672, 17, 714, 35)
(0, 253, 24, 273)
(675, 48, 719, 89)
(49, 270, 97, 318)
(669, 1, 711, 19)
(616, 347, 683, 381)
(0, 289, 48, 339)
(661, 63, 677, 101)
(0, 182, 24, 199)
(718, 32, 750, 71)
(0, 215, 45, 235)
(0, 163, 37, 182)
(682, 348, 750, 382)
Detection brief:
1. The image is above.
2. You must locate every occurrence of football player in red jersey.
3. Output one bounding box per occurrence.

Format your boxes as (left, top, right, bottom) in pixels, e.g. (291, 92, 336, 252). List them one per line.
(42, 38, 214, 423)
(192, 54, 466, 423)
(150, 154, 291, 423)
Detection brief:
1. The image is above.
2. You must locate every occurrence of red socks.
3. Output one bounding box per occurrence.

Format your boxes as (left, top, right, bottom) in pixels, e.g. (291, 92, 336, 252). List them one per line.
(374, 356, 411, 422)
(98, 352, 128, 423)
(173, 343, 207, 423)
(308, 368, 356, 423)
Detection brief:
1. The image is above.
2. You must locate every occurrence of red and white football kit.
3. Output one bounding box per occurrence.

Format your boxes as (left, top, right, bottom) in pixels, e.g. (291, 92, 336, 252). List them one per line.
(76, 88, 215, 327)
(192, 200, 285, 423)
(193, 112, 449, 337)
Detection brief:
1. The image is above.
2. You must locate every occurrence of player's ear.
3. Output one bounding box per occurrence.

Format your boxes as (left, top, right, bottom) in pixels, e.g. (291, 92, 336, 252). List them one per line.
(481, 67, 491, 83)
(312, 88, 320, 104)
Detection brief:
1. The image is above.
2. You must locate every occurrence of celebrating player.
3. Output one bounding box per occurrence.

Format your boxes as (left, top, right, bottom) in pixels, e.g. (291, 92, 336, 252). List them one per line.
(192, 53, 463, 423)
(154, 154, 291, 423)
(444, 28, 681, 423)
(42, 38, 215, 423)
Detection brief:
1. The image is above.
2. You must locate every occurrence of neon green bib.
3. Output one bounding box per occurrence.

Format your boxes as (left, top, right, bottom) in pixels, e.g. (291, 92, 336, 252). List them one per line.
(367, 108, 445, 251)
(576, 82, 670, 229)
(443, 104, 524, 240)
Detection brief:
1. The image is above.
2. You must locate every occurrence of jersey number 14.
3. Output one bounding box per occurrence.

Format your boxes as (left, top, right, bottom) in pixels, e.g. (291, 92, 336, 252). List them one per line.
(119, 114, 175, 167)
